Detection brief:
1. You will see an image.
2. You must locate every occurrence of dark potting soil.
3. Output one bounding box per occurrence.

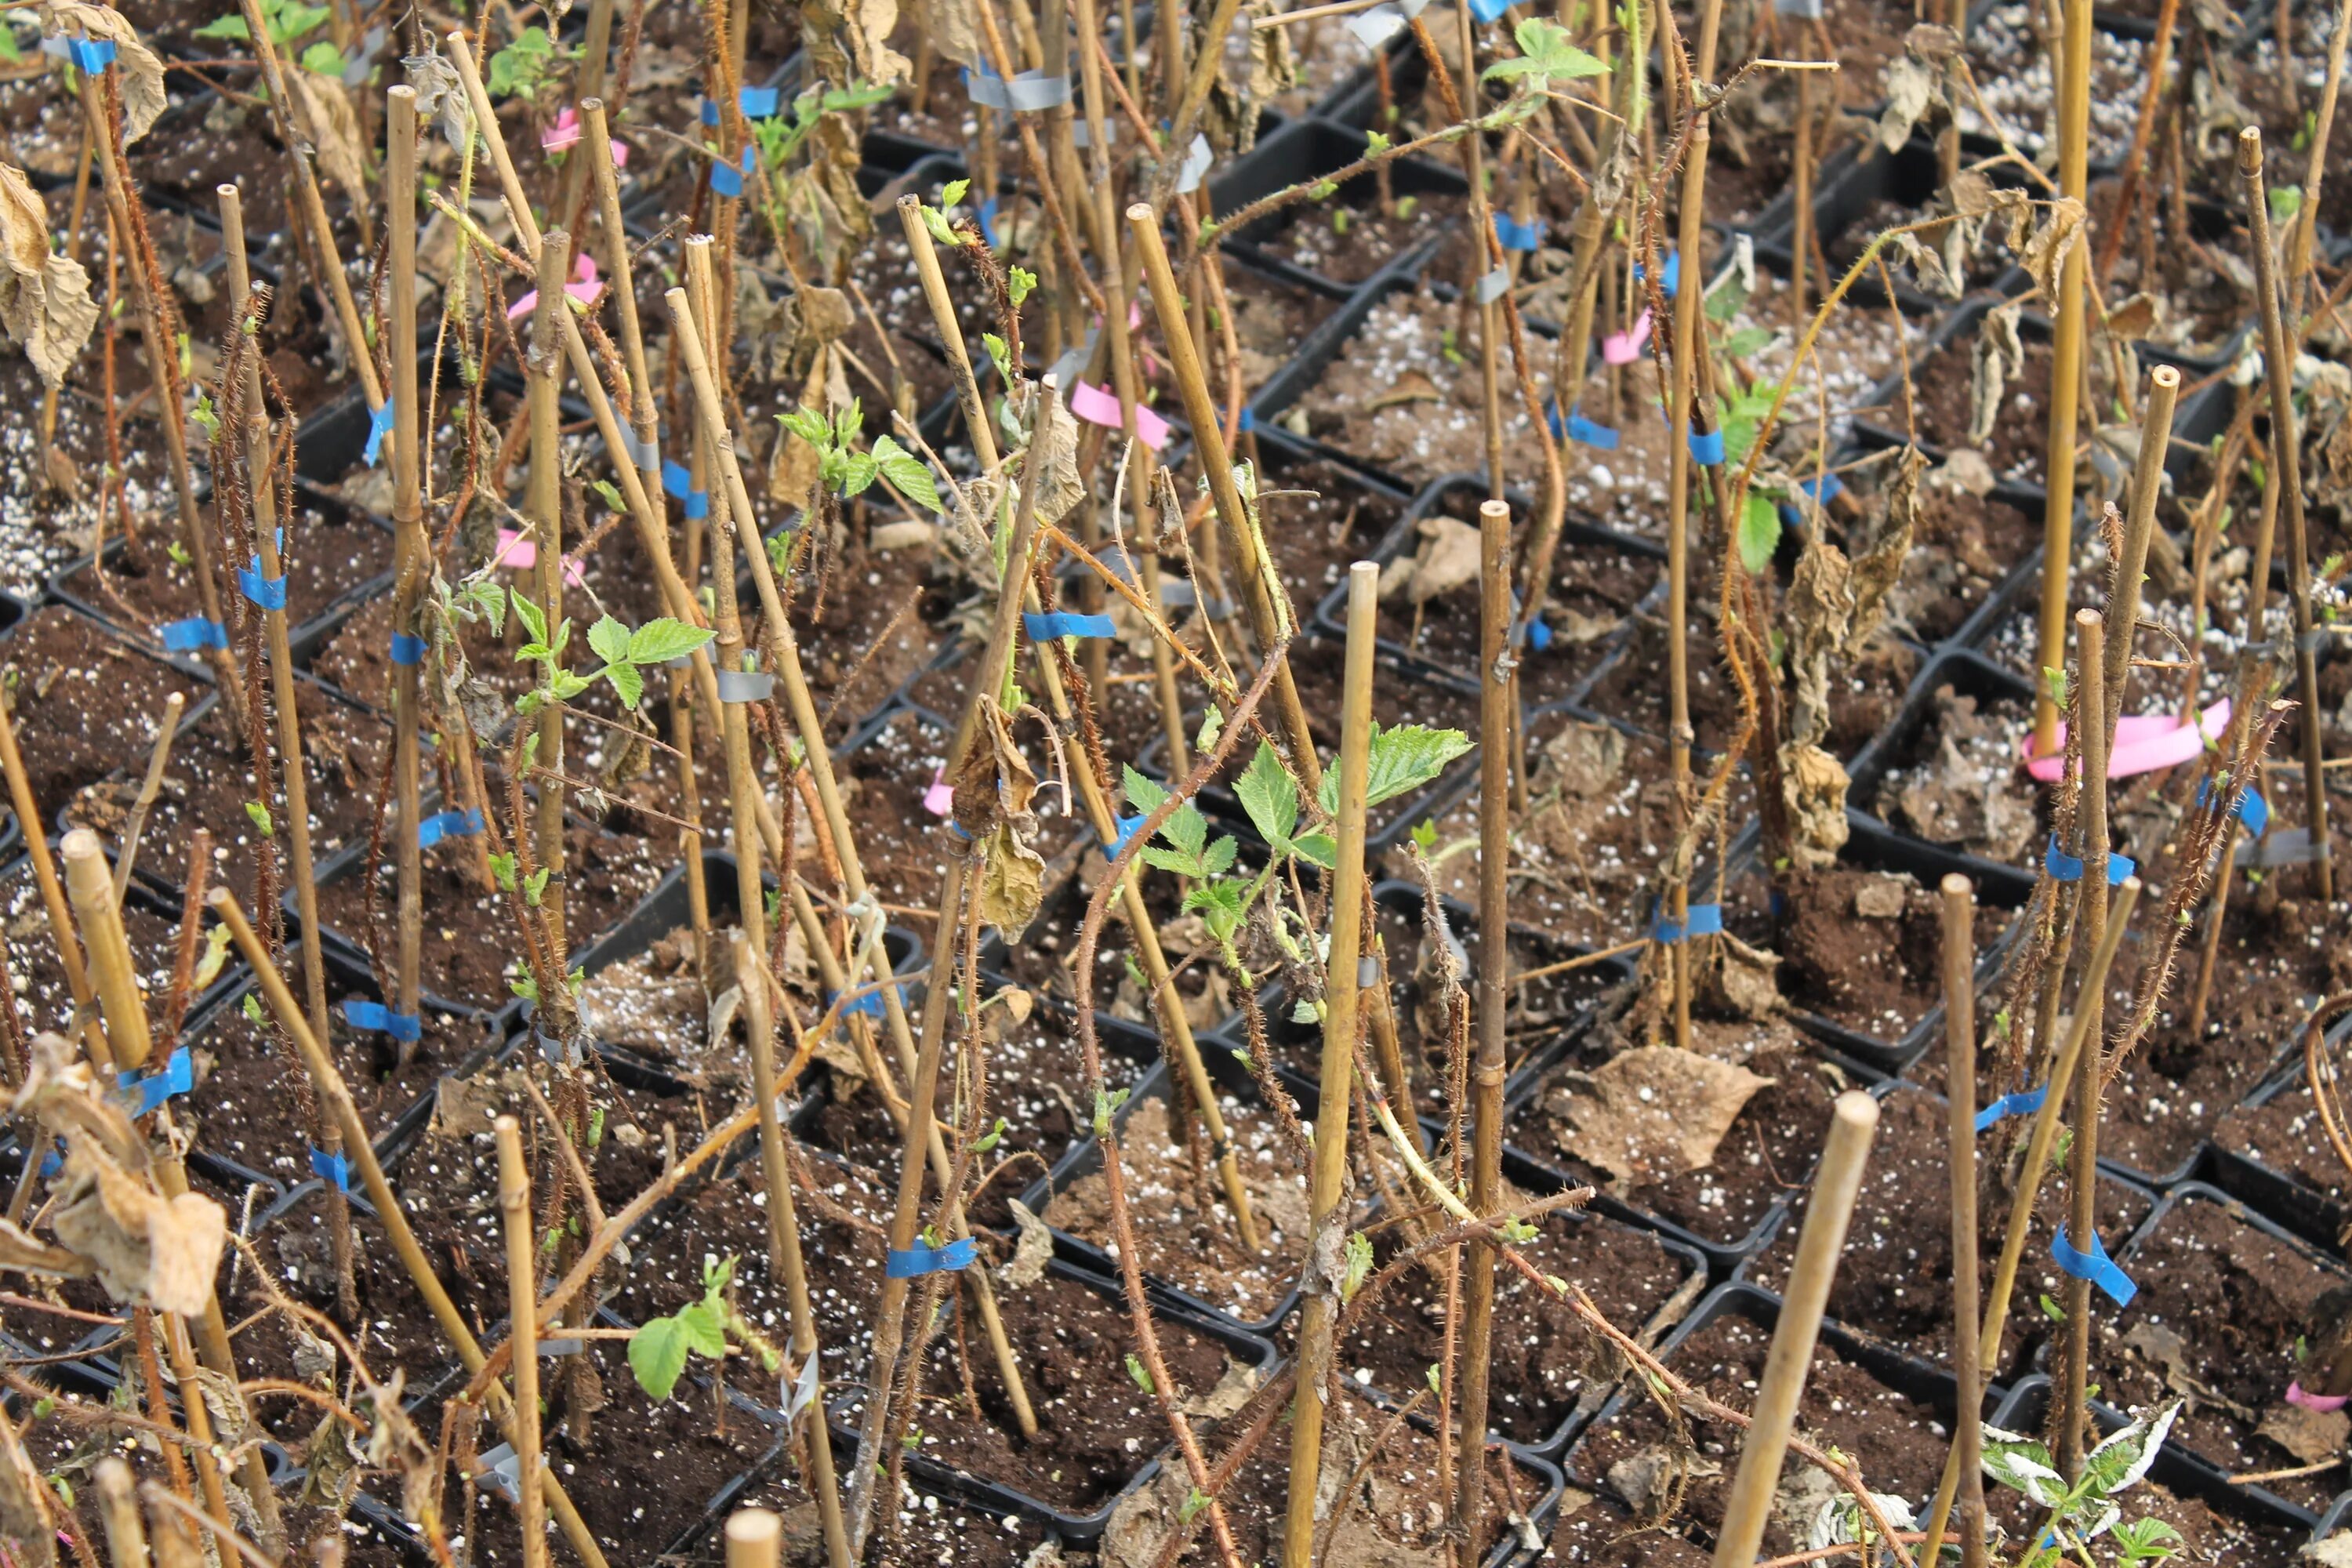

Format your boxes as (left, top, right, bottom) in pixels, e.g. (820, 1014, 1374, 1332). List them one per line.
(315, 820, 666, 1011)
(1743, 1086, 2153, 1381)
(1581, 610, 1917, 760)
(1, 864, 195, 1040)
(1883, 478, 2038, 647)
(1528, 1013, 1849, 1250)
(1724, 862, 2010, 1046)
(1568, 1311, 1955, 1559)
(0, 606, 209, 811)
(1375, 502, 1654, 706)
(1395, 709, 1759, 949)
(1264, 187, 1472, 288)
(879, 1268, 1242, 1515)
(1545, 1489, 1715, 1566)
(1340, 1207, 1697, 1448)
(1258, 455, 1411, 626)
(2212, 1074, 2352, 1246)
(60, 495, 389, 640)
(785, 524, 956, 734)
(2090, 1192, 2350, 1516)
(1044, 1090, 1313, 1327)
(62, 677, 394, 910)
(1909, 327, 2055, 486)
(804, 996, 1151, 1229)
(1871, 678, 2041, 869)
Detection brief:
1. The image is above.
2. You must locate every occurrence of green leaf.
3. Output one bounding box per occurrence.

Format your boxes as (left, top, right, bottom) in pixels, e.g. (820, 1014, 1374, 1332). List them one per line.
(981, 332, 1011, 380)
(241, 993, 267, 1025)
(1980, 1427, 2067, 1508)
(516, 643, 554, 663)
(590, 479, 625, 512)
(299, 40, 346, 75)
(838, 449, 879, 499)
(0, 24, 20, 61)
(245, 800, 274, 837)
(1737, 492, 1782, 575)
(586, 614, 633, 668)
(921, 203, 965, 249)
(1317, 724, 1472, 815)
(511, 587, 549, 647)
(778, 408, 829, 448)
(1122, 764, 1169, 818)
(487, 851, 518, 893)
(628, 1316, 694, 1400)
(1200, 836, 1238, 877)
(2269, 183, 2305, 227)
(1007, 266, 1037, 307)
(1293, 832, 1338, 869)
(1719, 325, 1775, 358)
(1704, 272, 1749, 323)
(628, 616, 713, 666)
(524, 867, 550, 906)
(1124, 1353, 1155, 1395)
(1195, 705, 1224, 752)
(1160, 798, 1209, 864)
(1232, 741, 1300, 848)
(193, 13, 251, 38)
(940, 177, 970, 206)
(1338, 1232, 1374, 1302)
(871, 435, 943, 514)
(485, 28, 554, 99)
(603, 659, 645, 711)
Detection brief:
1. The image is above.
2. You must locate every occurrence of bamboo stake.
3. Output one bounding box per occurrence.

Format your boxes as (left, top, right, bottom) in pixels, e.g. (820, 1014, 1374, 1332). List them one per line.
(1940, 875, 1988, 1568)
(1282, 561, 1379, 1568)
(219, 183, 356, 1320)
(208, 888, 611, 1568)
(1709, 1091, 1882, 1568)
(0, 687, 108, 1073)
(2092, 0, 2180, 289)
(494, 1116, 550, 1568)
(2030, 0, 2094, 754)
(2241, 127, 2335, 902)
(2056, 607, 2111, 1481)
(154, 1312, 233, 1540)
(109, 692, 183, 906)
(527, 230, 572, 955)
(386, 85, 427, 1055)
(2292, 0, 2352, 290)
(1916, 874, 2142, 1556)
(1455, 497, 1513, 1559)
(62, 830, 146, 1071)
(94, 1459, 147, 1568)
(725, 1510, 782, 1568)
(2103, 367, 2179, 737)
(659, 278, 1043, 1504)
(234, 0, 383, 420)
(734, 937, 854, 1568)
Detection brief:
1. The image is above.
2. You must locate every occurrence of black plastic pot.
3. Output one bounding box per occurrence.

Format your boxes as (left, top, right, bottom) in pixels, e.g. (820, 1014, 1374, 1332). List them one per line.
(2204, 1010, 2352, 1260)
(1207, 116, 1469, 301)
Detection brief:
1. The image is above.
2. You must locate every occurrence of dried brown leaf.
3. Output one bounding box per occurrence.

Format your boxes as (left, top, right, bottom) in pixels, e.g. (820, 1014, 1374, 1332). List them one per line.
(0, 164, 99, 388)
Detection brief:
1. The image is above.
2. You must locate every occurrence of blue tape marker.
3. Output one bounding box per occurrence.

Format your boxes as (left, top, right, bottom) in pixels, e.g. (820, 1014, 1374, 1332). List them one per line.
(710, 148, 753, 197)
(418, 808, 485, 849)
(238, 567, 288, 611)
(37, 1142, 61, 1180)
(1022, 612, 1116, 641)
(977, 197, 1002, 249)
(1470, 0, 1512, 19)
(390, 632, 427, 666)
(1650, 903, 1724, 944)
(115, 1047, 192, 1116)
(364, 397, 394, 467)
(1238, 407, 1255, 433)
(1493, 212, 1546, 251)
(161, 617, 227, 652)
(823, 985, 899, 1022)
(1526, 618, 1552, 652)
(2045, 834, 2135, 886)
(342, 1000, 423, 1041)
(310, 1147, 352, 1192)
(1632, 251, 1680, 298)
(2050, 1222, 2136, 1307)
(885, 1235, 978, 1278)
(2198, 779, 2270, 838)
(702, 86, 782, 122)
(661, 459, 710, 519)
(1686, 426, 1726, 465)
(1546, 398, 1620, 448)
(1973, 1083, 2048, 1132)
(1105, 813, 1149, 859)
(1799, 472, 1845, 506)
(67, 37, 115, 72)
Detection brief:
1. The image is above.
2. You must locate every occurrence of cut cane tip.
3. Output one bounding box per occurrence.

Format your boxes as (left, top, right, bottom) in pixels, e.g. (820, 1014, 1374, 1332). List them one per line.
(1124, 201, 1155, 223)
(2150, 363, 2181, 389)
(1940, 871, 1972, 897)
(725, 1509, 783, 1545)
(387, 83, 416, 103)
(2240, 125, 2265, 172)
(1831, 1089, 1880, 1133)
(1478, 498, 1511, 519)
(2074, 606, 2103, 627)
(58, 827, 100, 861)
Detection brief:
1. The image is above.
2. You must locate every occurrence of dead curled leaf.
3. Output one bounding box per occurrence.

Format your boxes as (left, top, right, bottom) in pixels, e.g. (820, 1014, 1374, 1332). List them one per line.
(50, 1153, 226, 1317)
(1969, 300, 2027, 447)
(1378, 514, 1483, 607)
(1553, 1046, 1776, 1187)
(38, 3, 166, 144)
(0, 165, 100, 389)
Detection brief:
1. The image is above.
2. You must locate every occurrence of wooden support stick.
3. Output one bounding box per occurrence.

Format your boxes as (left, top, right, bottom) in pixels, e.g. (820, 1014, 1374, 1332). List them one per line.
(1454, 496, 1513, 1558)
(2102, 365, 2180, 735)
(495, 1116, 550, 1568)
(95, 1458, 148, 1568)
(527, 229, 572, 956)
(2057, 607, 2111, 1481)
(110, 692, 183, 907)
(208, 888, 613, 1568)
(386, 85, 426, 1050)
(734, 938, 854, 1568)
(1709, 1091, 1882, 1568)
(1282, 561, 1380, 1568)
(1940, 875, 1988, 1568)
(725, 1510, 782, 1568)
(2241, 127, 2335, 901)
(0, 680, 107, 1072)
(2031, 0, 2095, 753)
(62, 829, 146, 1070)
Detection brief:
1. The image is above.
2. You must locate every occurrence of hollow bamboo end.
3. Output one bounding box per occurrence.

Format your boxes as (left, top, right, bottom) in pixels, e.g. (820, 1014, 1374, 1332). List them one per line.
(59, 827, 101, 868)
(2240, 125, 2264, 174)
(1124, 201, 1155, 223)
(386, 83, 416, 106)
(1830, 1089, 1879, 1136)
(1939, 872, 1972, 898)
(2150, 364, 2181, 390)
(1478, 498, 1510, 521)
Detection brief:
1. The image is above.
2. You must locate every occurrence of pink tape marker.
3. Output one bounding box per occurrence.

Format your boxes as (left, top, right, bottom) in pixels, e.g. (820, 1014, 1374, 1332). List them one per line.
(1069, 381, 1171, 450)
(492, 528, 587, 587)
(507, 253, 604, 322)
(923, 768, 956, 817)
(1602, 309, 1653, 365)
(2020, 699, 2231, 783)
(2288, 1381, 2350, 1412)
(539, 106, 626, 164)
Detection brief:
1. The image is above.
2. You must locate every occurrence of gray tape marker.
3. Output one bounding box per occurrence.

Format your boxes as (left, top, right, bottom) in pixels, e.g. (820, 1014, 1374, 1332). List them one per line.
(2242, 826, 2323, 868)
(1357, 954, 1380, 989)
(1474, 267, 1512, 303)
(1175, 133, 1214, 194)
(1347, 5, 1407, 45)
(716, 668, 777, 703)
(617, 422, 661, 471)
(1007, 70, 1073, 110)
(475, 1443, 521, 1504)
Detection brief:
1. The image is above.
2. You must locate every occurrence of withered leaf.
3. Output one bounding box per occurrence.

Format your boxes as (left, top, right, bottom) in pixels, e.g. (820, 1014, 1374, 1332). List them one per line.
(50, 1155, 226, 1316)
(0, 165, 100, 389)
(39, 4, 165, 144)
(1558, 1047, 1776, 1185)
